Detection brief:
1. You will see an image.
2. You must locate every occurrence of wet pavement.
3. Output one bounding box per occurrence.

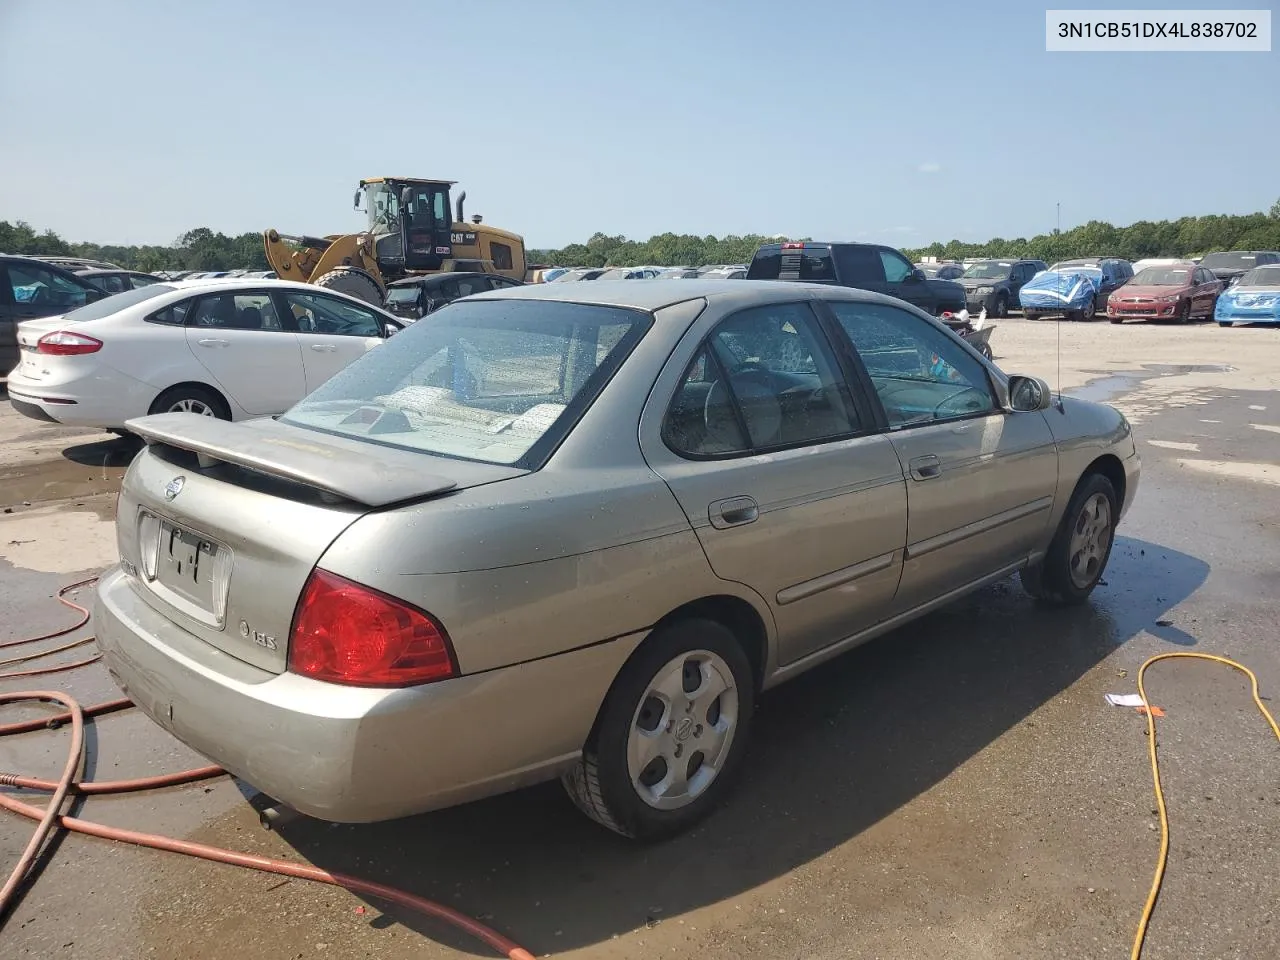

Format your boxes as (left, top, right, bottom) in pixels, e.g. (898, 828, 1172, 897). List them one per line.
(2, 328, 1279, 960)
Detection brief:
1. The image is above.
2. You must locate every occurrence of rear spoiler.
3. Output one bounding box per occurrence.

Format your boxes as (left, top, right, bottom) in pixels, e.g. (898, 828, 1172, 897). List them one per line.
(125, 413, 459, 508)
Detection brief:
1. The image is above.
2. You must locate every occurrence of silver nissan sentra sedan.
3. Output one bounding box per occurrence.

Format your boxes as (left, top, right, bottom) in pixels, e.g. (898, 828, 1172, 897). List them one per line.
(95, 279, 1139, 840)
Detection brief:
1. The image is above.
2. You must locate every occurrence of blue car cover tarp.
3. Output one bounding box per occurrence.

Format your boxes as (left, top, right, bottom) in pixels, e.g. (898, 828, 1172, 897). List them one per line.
(1019, 269, 1100, 311)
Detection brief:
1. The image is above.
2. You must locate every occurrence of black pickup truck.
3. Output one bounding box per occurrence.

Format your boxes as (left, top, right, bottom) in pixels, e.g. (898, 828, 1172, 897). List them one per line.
(747, 241, 967, 317)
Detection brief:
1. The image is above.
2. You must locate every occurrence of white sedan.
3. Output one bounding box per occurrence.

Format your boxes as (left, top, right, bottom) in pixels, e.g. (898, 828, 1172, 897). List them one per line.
(6, 277, 404, 430)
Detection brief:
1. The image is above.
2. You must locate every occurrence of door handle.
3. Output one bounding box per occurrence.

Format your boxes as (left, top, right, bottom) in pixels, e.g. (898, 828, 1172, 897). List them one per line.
(709, 496, 759, 529)
(909, 454, 942, 480)
(197, 338, 230, 347)
(309, 343, 338, 353)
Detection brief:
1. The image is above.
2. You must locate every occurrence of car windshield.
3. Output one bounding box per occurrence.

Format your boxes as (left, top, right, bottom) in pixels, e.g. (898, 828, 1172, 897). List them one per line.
(385, 286, 421, 303)
(1239, 266, 1280, 287)
(1200, 252, 1259, 270)
(1131, 267, 1191, 286)
(59, 283, 175, 322)
(962, 262, 1012, 280)
(281, 299, 649, 466)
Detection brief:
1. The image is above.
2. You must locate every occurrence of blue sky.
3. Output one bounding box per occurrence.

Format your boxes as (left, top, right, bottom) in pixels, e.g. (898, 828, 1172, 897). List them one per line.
(1, 0, 1275, 249)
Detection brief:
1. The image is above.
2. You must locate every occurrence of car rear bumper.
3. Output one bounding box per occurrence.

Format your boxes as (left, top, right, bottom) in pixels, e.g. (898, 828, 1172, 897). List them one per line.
(94, 567, 642, 822)
(5, 366, 154, 427)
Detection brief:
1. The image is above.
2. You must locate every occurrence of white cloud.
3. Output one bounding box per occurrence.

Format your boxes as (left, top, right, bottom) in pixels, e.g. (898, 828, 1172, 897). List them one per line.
(917, 161, 942, 174)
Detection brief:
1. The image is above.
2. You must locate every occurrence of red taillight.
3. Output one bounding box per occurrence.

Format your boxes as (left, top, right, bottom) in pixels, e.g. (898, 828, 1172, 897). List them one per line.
(37, 331, 103, 355)
(781, 242, 804, 249)
(288, 570, 456, 687)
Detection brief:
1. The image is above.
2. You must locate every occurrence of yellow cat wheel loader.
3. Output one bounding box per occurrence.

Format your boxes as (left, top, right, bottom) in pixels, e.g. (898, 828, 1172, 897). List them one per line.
(263, 177, 526, 306)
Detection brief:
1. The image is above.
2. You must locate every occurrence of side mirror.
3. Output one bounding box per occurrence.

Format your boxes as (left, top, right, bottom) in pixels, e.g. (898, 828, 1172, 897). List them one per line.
(353, 189, 362, 210)
(907, 268, 926, 282)
(1008, 374, 1053, 412)
(383, 321, 402, 337)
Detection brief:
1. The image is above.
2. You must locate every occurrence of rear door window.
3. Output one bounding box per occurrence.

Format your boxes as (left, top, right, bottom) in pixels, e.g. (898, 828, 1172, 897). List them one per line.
(663, 302, 862, 457)
(190, 292, 284, 330)
(833, 246, 885, 285)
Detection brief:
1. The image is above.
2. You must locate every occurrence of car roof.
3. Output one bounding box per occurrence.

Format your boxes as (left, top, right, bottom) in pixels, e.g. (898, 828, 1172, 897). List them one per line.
(468, 277, 894, 312)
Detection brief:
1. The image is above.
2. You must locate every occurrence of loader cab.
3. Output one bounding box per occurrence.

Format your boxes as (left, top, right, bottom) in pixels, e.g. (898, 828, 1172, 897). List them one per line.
(357, 177, 454, 274)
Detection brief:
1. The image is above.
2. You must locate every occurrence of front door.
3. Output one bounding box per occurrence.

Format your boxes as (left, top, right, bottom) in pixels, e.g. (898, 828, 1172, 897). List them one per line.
(640, 299, 908, 666)
(826, 299, 1059, 613)
(184, 290, 306, 416)
(276, 290, 386, 392)
(879, 247, 935, 313)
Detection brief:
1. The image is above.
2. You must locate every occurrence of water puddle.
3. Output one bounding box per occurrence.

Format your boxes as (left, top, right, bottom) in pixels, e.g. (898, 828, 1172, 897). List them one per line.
(0, 450, 133, 512)
(1070, 363, 1238, 404)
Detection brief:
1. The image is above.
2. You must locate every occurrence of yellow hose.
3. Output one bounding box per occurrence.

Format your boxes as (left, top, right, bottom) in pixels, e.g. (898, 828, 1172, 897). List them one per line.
(1130, 652, 1280, 960)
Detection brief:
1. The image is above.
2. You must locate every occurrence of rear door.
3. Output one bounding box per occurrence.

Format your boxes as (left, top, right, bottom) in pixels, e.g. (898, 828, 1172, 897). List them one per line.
(277, 290, 386, 392)
(831, 244, 887, 295)
(640, 298, 908, 666)
(185, 290, 306, 416)
(826, 299, 1058, 613)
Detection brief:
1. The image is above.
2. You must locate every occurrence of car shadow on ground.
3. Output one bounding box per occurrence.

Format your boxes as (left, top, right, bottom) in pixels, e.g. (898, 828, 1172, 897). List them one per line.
(271, 535, 1206, 955)
(61, 433, 141, 468)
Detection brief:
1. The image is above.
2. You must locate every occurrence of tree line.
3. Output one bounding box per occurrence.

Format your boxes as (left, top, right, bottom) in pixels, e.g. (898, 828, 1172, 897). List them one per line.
(4, 200, 1278, 274)
(0, 221, 268, 272)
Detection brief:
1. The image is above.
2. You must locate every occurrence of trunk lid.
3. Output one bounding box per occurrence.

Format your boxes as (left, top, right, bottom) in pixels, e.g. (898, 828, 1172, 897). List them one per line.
(118, 414, 527, 672)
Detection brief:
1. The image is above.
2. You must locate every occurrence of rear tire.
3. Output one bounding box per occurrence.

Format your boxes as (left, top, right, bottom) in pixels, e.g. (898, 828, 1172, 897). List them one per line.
(312, 266, 384, 307)
(561, 618, 755, 841)
(149, 385, 230, 419)
(1218, 321, 1231, 328)
(1021, 472, 1118, 606)
(1025, 311, 1041, 322)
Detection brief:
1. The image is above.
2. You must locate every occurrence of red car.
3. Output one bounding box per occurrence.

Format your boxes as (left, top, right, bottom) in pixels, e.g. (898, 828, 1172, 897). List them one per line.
(1107, 262, 1222, 324)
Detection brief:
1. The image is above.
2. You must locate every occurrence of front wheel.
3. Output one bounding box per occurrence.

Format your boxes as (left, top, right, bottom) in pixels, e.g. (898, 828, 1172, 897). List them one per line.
(1021, 472, 1118, 605)
(1025, 311, 1041, 322)
(1218, 321, 1231, 328)
(561, 618, 755, 840)
(993, 293, 1009, 319)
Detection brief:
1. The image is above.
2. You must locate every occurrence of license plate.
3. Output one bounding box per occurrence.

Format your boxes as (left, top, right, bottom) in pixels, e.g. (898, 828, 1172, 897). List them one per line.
(144, 513, 231, 624)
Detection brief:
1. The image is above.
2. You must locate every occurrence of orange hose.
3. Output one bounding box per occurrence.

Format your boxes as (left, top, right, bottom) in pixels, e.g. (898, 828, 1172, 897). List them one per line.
(0, 582, 539, 959)
(0, 691, 84, 913)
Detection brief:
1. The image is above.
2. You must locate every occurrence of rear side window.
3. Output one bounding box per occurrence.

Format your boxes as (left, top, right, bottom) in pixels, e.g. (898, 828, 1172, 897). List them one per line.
(833, 246, 885, 285)
(148, 298, 194, 326)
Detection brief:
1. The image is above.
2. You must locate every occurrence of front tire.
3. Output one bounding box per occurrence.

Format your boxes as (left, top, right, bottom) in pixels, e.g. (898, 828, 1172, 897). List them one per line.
(561, 618, 755, 840)
(1025, 311, 1041, 322)
(993, 293, 1009, 319)
(312, 266, 384, 307)
(1021, 472, 1118, 605)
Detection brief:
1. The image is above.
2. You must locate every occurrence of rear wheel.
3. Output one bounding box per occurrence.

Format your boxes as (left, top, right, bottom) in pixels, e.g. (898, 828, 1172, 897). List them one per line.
(1218, 321, 1231, 328)
(561, 618, 754, 840)
(1025, 311, 1041, 322)
(1021, 472, 1118, 605)
(312, 267, 384, 307)
(148, 385, 230, 419)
